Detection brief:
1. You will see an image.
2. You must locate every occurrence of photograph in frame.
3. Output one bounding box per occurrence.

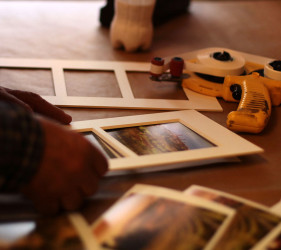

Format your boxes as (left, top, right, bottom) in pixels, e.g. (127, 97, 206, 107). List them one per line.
(83, 132, 122, 159)
(105, 122, 215, 156)
(71, 110, 263, 174)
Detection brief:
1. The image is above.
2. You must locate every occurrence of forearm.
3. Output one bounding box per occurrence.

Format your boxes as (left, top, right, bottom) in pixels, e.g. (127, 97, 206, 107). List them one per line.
(0, 101, 44, 192)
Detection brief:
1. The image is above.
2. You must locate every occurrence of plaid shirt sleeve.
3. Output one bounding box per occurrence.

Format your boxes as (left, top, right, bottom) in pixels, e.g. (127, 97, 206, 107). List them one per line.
(0, 101, 44, 192)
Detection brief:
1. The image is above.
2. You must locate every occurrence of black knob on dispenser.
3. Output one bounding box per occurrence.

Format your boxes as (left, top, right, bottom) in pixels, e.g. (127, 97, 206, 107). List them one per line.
(230, 84, 242, 100)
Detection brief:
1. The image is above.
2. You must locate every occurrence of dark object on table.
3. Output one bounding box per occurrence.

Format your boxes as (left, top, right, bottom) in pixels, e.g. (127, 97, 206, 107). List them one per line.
(99, 0, 191, 27)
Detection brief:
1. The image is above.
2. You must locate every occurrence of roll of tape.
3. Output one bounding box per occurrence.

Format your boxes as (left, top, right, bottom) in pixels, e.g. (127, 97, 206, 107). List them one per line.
(170, 57, 184, 77)
(184, 48, 245, 77)
(150, 57, 164, 76)
(264, 60, 281, 81)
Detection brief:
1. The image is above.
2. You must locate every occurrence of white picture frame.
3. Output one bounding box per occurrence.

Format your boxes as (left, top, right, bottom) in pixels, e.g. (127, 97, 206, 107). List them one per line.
(70, 110, 263, 175)
(0, 48, 274, 111)
(0, 57, 221, 111)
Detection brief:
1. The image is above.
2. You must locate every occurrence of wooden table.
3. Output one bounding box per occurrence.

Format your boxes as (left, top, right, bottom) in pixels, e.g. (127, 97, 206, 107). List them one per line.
(1, 0, 281, 247)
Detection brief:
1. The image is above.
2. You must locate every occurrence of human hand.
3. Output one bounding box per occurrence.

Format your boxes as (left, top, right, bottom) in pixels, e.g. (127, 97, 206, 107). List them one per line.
(21, 117, 108, 214)
(0, 86, 72, 125)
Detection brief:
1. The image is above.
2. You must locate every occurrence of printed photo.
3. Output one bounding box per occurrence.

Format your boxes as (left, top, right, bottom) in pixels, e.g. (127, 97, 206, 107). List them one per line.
(106, 122, 215, 155)
(185, 186, 281, 250)
(0, 216, 84, 250)
(92, 192, 229, 250)
(262, 230, 281, 249)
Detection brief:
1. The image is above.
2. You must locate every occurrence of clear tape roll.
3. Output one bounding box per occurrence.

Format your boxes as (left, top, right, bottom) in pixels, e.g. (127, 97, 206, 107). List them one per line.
(264, 61, 281, 81)
(184, 48, 245, 77)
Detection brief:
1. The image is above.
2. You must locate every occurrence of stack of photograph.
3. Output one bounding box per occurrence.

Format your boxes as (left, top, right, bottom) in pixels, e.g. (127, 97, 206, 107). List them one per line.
(88, 184, 281, 250)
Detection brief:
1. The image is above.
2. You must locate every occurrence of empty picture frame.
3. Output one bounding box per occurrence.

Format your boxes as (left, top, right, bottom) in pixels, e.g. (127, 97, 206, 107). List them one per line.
(0, 57, 221, 111)
(70, 110, 263, 175)
(0, 48, 274, 111)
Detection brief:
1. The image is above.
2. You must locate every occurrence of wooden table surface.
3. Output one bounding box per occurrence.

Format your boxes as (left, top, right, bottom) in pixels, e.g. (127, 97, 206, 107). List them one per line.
(1, 0, 281, 246)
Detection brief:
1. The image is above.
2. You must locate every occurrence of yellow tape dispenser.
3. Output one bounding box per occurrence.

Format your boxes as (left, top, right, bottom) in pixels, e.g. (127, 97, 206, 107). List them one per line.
(150, 48, 281, 134)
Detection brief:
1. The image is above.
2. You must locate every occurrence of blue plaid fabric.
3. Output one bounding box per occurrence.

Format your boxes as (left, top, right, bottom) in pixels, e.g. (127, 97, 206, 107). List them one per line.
(0, 101, 44, 192)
